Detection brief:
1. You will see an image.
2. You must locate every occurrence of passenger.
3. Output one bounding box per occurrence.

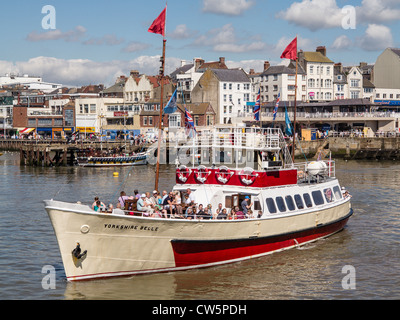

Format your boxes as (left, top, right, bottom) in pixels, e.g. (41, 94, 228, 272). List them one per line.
(113, 203, 126, 216)
(247, 209, 254, 219)
(94, 200, 105, 212)
(257, 210, 263, 218)
(173, 191, 183, 216)
(134, 189, 140, 200)
(241, 196, 252, 215)
(235, 206, 245, 219)
(201, 207, 212, 220)
(196, 204, 205, 219)
(185, 207, 193, 219)
(163, 191, 175, 217)
(151, 190, 162, 210)
(186, 188, 196, 205)
(92, 196, 105, 210)
(145, 192, 156, 209)
(118, 191, 130, 209)
(213, 208, 220, 220)
(161, 190, 168, 204)
(217, 208, 228, 220)
(137, 194, 154, 216)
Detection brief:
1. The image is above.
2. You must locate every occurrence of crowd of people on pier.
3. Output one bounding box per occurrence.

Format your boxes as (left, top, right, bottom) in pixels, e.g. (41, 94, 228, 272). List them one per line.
(92, 188, 262, 220)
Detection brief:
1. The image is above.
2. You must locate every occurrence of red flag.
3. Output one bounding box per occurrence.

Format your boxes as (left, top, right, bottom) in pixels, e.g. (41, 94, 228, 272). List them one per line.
(280, 37, 298, 60)
(148, 6, 167, 37)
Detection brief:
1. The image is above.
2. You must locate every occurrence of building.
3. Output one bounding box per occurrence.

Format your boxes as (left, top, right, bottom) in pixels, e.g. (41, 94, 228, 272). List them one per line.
(191, 68, 251, 124)
(373, 48, 400, 107)
(170, 57, 228, 103)
(298, 46, 335, 102)
(255, 61, 307, 106)
(0, 73, 62, 93)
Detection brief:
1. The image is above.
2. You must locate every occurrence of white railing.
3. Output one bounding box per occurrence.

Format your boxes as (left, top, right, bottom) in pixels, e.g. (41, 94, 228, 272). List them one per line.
(294, 160, 336, 183)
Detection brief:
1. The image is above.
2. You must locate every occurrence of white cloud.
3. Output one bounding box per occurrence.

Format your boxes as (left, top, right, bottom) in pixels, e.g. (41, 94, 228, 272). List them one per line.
(202, 0, 254, 16)
(83, 34, 125, 46)
(331, 35, 353, 50)
(26, 26, 87, 42)
(169, 24, 195, 39)
(277, 0, 343, 31)
(122, 42, 151, 53)
(192, 24, 268, 53)
(356, 0, 400, 24)
(0, 56, 182, 87)
(357, 24, 393, 51)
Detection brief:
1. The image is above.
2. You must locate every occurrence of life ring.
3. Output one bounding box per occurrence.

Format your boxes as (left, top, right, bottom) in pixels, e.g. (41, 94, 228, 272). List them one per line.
(194, 165, 210, 184)
(239, 167, 258, 185)
(215, 166, 233, 184)
(176, 165, 191, 183)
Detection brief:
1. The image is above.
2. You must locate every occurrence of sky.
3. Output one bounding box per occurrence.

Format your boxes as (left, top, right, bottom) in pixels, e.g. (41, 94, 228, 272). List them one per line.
(0, 0, 399, 87)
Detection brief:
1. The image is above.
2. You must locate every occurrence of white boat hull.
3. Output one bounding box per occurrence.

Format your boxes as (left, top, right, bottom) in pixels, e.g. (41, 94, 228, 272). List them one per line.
(45, 199, 352, 282)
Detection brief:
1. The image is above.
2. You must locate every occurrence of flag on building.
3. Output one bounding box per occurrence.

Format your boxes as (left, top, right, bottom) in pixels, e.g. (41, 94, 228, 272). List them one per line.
(163, 88, 178, 114)
(185, 108, 196, 137)
(254, 88, 261, 121)
(280, 37, 298, 60)
(273, 92, 280, 121)
(148, 6, 167, 37)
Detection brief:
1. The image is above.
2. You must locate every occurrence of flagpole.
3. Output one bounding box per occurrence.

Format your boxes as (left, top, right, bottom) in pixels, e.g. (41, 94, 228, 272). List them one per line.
(292, 38, 298, 165)
(155, 38, 166, 191)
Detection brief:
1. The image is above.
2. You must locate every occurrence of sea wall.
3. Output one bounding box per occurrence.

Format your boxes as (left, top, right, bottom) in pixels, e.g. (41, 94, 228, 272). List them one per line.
(298, 137, 400, 160)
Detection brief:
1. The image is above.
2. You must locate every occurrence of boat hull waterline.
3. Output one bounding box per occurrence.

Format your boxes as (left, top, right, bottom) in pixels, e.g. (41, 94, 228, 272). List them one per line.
(45, 199, 352, 282)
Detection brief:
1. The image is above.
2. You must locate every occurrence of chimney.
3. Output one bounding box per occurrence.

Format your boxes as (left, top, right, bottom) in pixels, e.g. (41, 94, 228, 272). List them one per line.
(264, 61, 270, 71)
(249, 69, 255, 75)
(334, 63, 343, 73)
(316, 46, 327, 56)
(195, 58, 204, 71)
(219, 57, 225, 65)
(130, 70, 139, 77)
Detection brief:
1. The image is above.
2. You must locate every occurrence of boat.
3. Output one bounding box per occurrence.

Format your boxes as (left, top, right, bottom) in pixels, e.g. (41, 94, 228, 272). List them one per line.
(44, 127, 352, 281)
(76, 152, 148, 167)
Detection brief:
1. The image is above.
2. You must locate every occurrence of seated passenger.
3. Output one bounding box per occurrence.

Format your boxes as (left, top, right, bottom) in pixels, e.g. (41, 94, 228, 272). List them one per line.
(137, 194, 154, 216)
(113, 203, 126, 216)
(92, 196, 105, 210)
(234, 206, 246, 219)
(217, 208, 228, 220)
(94, 200, 105, 212)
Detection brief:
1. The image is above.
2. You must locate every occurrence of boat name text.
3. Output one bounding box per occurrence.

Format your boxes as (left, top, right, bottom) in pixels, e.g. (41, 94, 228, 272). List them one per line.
(104, 224, 159, 232)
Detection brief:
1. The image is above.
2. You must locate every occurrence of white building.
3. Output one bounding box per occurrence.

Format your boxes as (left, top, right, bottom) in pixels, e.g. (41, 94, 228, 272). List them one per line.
(0, 74, 62, 93)
(298, 47, 335, 102)
(255, 62, 307, 104)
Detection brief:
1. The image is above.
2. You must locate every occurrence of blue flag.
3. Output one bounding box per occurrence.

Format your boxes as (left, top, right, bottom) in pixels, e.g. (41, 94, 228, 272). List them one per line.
(163, 88, 178, 114)
(273, 92, 280, 121)
(285, 107, 293, 136)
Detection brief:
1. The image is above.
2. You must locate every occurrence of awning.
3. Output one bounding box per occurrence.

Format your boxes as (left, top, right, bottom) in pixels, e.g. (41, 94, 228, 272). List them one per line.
(20, 128, 35, 134)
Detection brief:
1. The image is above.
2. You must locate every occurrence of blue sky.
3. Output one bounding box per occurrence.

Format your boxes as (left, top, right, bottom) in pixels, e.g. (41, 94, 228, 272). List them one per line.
(0, 0, 399, 86)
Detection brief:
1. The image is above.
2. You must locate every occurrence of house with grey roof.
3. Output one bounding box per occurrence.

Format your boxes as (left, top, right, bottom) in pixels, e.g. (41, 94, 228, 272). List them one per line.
(191, 68, 251, 124)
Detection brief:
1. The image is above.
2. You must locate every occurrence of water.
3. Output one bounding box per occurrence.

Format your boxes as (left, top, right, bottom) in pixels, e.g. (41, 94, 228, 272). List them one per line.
(1, 152, 399, 300)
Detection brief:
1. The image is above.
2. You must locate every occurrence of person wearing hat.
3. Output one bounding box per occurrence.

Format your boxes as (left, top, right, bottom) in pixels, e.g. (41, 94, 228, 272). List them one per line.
(241, 196, 252, 216)
(137, 193, 154, 216)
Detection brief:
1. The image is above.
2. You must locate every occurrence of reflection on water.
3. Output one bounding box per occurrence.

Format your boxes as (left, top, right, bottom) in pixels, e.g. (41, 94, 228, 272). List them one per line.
(1, 152, 400, 300)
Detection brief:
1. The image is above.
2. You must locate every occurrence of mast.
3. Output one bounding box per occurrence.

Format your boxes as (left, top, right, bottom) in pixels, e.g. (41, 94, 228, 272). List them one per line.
(155, 39, 166, 191)
(292, 57, 298, 164)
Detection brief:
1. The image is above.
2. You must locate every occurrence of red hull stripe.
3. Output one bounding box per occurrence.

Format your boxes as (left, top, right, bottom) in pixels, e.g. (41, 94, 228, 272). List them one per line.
(171, 210, 353, 268)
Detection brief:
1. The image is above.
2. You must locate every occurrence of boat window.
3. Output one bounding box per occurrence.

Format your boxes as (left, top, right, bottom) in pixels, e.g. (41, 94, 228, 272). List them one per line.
(285, 195, 296, 211)
(294, 194, 304, 209)
(312, 190, 325, 205)
(266, 198, 277, 214)
(254, 200, 261, 211)
(323, 188, 334, 203)
(333, 186, 342, 200)
(276, 197, 286, 212)
(303, 193, 313, 208)
(225, 196, 232, 208)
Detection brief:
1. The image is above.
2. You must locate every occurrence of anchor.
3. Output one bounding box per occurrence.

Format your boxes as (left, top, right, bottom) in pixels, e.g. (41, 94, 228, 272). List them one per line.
(72, 242, 87, 260)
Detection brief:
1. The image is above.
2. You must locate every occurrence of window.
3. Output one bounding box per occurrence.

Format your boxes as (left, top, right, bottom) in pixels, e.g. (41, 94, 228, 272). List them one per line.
(351, 80, 360, 87)
(90, 104, 96, 113)
(224, 94, 227, 102)
(285, 195, 296, 211)
(294, 194, 304, 209)
(312, 190, 325, 205)
(351, 91, 360, 99)
(273, 75, 278, 81)
(333, 186, 342, 200)
(229, 83, 232, 90)
(308, 79, 315, 88)
(148, 116, 153, 126)
(223, 83, 227, 90)
(266, 198, 277, 214)
(324, 188, 334, 203)
(276, 197, 286, 212)
(143, 116, 147, 125)
(169, 115, 181, 128)
(310, 66, 314, 74)
(327, 67, 330, 75)
(303, 193, 313, 208)
(237, 84, 240, 90)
